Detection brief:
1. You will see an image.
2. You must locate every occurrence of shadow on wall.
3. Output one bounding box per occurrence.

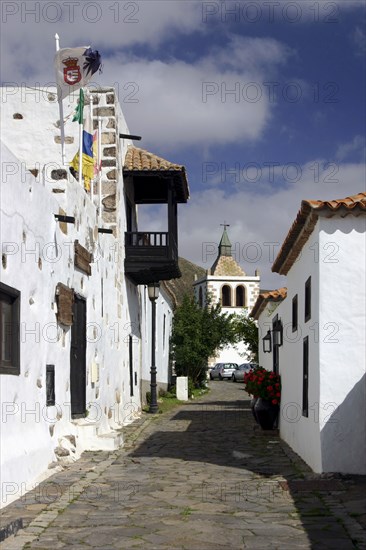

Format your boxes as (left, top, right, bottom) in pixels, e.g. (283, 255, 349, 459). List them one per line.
(321, 373, 366, 474)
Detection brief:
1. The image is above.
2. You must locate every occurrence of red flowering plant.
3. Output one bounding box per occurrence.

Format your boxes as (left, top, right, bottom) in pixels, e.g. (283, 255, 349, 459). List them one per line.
(243, 366, 281, 405)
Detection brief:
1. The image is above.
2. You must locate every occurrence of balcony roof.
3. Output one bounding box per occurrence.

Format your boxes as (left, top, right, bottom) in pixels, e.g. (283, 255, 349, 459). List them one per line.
(123, 146, 190, 204)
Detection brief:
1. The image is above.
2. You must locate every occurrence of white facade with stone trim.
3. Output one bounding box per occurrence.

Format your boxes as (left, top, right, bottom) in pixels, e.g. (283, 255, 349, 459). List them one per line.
(194, 228, 260, 366)
(0, 87, 175, 506)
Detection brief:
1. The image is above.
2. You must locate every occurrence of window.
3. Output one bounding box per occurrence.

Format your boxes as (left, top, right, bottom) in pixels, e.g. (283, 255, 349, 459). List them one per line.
(235, 285, 245, 307)
(272, 315, 280, 374)
(305, 277, 311, 322)
(0, 283, 20, 375)
(302, 337, 309, 417)
(126, 198, 133, 232)
(221, 285, 232, 307)
(46, 365, 55, 406)
(292, 295, 298, 332)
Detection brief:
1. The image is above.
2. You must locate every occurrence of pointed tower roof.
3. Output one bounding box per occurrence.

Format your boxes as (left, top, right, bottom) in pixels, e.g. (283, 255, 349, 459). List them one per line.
(210, 226, 245, 276)
(218, 227, 232, 256)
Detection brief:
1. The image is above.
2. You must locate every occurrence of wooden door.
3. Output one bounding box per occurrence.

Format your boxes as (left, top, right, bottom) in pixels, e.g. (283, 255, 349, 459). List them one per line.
(70, 296, 86, 418)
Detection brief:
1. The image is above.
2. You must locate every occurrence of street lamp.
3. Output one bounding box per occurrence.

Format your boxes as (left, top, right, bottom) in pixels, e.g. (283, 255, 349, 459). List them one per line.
(263, 330, 272, 353)
(148, 282, 160, 414)
(272, 322, 283, 347)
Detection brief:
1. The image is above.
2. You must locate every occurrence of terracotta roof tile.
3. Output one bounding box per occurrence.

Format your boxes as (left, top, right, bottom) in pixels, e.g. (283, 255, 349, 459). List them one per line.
(211, 255, 246, 276)
(305, 193, 366, 212)
(272, 192, 366, 275)
(124, 146, 185, 172)
(251, 287, 287, 320)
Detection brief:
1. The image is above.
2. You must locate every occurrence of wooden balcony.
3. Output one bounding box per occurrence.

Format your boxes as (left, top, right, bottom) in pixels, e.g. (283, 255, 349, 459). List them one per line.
(123, 147, 190, 285)
(125, 231, 181, 284)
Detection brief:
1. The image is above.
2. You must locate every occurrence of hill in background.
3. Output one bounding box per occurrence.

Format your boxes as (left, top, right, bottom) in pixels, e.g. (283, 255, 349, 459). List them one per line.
(163, 257, 206, 308)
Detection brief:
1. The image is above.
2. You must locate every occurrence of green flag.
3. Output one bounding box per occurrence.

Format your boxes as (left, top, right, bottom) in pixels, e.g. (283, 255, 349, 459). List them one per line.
(72, 88, 84, 123)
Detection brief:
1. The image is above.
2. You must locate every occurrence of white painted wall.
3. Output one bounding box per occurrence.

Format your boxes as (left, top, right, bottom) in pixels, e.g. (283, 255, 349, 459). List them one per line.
(256, 301, 282, 373)
(0, 86, 175, 506)
(276, 225, 322, 472)
(0, 139, 139, 505)
(318, 215, 366, 474)
(257, 213, 366, 474)
(140, 285, 174, 402)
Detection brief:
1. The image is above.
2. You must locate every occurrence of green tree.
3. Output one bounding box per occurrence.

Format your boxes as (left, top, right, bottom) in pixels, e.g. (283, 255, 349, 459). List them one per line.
(232, 310, 259, 363)
(171, 295, 236, 386)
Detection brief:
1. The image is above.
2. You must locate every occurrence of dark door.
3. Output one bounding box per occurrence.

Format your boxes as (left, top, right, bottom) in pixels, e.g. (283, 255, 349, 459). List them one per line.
(272, 315, 279, 374)
(70, 296, 86, 418)
(129, 335, 134, 397)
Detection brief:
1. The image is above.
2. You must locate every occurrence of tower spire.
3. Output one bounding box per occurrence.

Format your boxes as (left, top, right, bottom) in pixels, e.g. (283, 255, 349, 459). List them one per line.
(219, 222, 232, 257)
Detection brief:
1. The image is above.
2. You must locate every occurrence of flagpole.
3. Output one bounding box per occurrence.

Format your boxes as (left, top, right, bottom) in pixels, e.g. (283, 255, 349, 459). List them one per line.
(78, 89, 83, 188)
(55, 33, 66, 166)
(98, 117, 102, 216)
(90, 93, 94, 200)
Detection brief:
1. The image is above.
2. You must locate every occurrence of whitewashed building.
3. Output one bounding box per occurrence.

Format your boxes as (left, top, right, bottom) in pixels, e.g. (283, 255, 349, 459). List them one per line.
(252, 193, 366, 474)
(0, 86, 189, 506)
(194, 227, 260, 365)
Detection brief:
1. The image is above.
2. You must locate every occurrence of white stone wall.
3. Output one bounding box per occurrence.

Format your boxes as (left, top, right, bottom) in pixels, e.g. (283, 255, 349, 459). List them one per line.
(257, 214, 366, 474)
(318, 215, 366, 474)
(269, 226, 322, 472)
(0, 138, 141, 505)
(0, 86, 175, 506)
(256, 301, 282, 373)
(140, 285, 173, 402)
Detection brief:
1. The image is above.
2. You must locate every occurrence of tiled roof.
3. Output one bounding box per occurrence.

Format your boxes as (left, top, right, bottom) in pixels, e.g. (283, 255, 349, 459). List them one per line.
(251, 288, 287, 320)
(272, 192, 366, 275)
(124, 146, 185, 172)
(210, 255, 246, 276)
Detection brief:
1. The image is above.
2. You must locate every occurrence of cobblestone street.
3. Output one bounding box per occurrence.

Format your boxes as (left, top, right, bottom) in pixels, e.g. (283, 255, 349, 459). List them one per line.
(2, 382, 366, 550)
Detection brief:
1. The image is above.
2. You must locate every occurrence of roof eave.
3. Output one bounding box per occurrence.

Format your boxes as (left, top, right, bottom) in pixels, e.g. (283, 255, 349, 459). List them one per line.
(123, 168, 190, 203)
(272, 193, 366, 275)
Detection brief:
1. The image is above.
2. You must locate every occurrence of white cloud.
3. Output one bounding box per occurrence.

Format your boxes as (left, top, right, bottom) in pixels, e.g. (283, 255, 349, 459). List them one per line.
(0, 1, 203, 83)
(352, 26, 366, 56)
(139, 159, 366, 289)
(336, 135, 366, 161)
(98, 35, 291, 150)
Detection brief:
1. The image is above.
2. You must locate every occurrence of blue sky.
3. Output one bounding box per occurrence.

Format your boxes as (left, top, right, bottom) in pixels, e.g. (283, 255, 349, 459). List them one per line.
(1, 0, 365, 287)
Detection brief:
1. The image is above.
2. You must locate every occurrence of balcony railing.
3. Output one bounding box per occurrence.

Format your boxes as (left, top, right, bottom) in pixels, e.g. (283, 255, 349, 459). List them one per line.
(126, 232, 168, 248)
(125, 231, 179, 284)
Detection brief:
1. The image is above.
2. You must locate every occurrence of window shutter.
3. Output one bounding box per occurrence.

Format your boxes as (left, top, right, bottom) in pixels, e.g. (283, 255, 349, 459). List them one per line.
(74, 240, 92, 275)
(56, 283, 74, 326)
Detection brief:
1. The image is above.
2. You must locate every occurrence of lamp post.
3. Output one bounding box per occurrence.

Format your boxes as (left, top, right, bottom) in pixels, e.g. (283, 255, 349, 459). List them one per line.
(263, 330, 272, 353)
(272, 322, 283, 347)
(148, 282, 160, 414)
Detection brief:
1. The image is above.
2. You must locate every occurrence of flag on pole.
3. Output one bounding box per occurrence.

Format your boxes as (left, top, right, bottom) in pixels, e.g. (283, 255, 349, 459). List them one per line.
(54, 46, 102, 101)
(70, 90, 94, 192)
(72, 87, 84, 123)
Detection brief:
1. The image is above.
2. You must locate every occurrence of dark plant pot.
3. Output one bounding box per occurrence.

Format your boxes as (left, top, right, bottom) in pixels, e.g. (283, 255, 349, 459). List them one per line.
(254, 398, 279, 430)
(250, 397, 259, 423)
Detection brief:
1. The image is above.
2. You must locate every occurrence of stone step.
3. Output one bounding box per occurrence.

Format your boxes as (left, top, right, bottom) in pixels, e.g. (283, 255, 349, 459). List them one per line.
(73, 421, 123, 452)
(95, 431, 123, 451)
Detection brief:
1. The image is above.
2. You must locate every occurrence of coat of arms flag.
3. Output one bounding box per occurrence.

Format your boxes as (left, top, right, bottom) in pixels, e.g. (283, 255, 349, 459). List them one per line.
(54, 46, 102, 100)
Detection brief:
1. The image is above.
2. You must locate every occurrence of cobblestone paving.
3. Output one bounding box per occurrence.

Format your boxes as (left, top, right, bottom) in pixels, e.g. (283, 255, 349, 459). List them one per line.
(2, 382, 366, 549)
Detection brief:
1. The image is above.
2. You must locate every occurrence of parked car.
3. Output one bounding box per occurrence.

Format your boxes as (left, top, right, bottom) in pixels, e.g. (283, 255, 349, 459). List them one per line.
(232, 363, 258, 382)
(210, 362, 238, 380)
(209, 363, 223, 380)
